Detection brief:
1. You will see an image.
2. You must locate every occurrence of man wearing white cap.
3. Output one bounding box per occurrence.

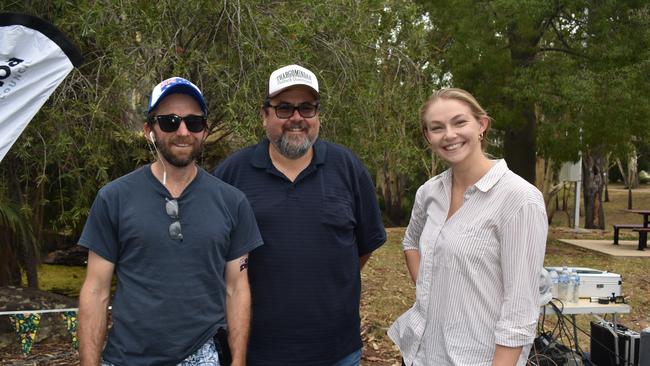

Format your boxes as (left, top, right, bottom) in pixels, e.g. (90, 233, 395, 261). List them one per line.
(78, 77, 263, 366)
(213, 65, 386, 365)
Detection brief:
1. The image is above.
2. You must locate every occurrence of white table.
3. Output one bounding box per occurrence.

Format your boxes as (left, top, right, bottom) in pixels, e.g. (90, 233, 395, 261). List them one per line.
(544, 298, 630, 316)
(542, 298, 631, 352)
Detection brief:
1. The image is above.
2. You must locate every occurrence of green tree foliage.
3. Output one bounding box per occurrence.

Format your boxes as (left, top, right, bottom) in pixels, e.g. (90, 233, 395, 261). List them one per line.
(0, 0, 442, 286)
(1, 1, 147, 286)
(417, 0, 650, 228)
(524, 2, 650, 228)
(2, 0, 649, 287)
(416, 1, 650, 180)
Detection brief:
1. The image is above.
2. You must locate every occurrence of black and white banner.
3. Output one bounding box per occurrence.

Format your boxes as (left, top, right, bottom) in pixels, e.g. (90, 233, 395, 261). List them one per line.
(0, 13, 83, 162)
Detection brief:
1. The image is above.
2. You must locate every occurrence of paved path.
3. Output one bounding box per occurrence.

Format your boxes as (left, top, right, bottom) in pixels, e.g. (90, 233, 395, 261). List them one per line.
(558, 239, 650, 257)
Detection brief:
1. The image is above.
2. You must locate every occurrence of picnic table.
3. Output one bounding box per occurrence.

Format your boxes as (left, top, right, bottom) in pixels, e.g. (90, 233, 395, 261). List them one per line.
(612, 223, 644, 245)
(626, 209, 650, 250)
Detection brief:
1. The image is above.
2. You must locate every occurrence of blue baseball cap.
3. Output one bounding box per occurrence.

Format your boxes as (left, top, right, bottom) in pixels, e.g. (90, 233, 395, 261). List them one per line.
(147, 77, 208, 115)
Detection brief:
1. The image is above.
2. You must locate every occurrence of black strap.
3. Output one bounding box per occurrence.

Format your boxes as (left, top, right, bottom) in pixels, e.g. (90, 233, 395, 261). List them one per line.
(213, 328, 232, 365)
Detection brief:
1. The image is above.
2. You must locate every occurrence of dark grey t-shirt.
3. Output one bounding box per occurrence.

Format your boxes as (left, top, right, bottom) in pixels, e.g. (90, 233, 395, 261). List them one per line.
(79, 165, 263, 366)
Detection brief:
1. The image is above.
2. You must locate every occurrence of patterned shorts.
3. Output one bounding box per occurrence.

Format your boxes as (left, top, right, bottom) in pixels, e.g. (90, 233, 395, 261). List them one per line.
(101, 338, 220, 366)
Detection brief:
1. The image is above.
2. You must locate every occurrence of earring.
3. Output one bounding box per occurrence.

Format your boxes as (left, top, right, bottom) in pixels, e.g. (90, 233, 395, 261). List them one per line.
(479, 132, 484, 141)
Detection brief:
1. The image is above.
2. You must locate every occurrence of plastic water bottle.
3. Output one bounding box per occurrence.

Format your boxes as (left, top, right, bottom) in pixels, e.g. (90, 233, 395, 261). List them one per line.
(567, 269, 575, 303)
(549, 270, 559, 299)
(571, 270, 580, 303)
(558, 267, 570, 302)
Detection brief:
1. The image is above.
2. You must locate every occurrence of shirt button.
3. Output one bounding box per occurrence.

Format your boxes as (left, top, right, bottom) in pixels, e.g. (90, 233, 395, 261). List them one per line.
(464, 194, 470, 200)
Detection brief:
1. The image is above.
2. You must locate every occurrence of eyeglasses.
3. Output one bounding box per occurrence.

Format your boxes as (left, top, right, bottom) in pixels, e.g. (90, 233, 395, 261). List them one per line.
(266, 102, 319, 119)
(165, 198, 183, 241)
(150, 114, 207, 133)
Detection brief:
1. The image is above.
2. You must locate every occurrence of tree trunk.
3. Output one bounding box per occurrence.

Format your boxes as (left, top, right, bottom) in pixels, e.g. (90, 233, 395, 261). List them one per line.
(616, 158, 629, 188)
(616, 153, 637, 208)
(605, 153, 613, 202)
(628, 185, 633, 209)
(0, 230, 22, 286)
(19, 239, 39, 289)
(537, 157, 562, 224)
(616, 149, 639, 189)
(604, 154, 609, 202)
(23, 182, 45, 289)
(503, 103, 537, 184)
(628, 152, 639, 189)
(504, 21, 543, 185)
(582, 152, 606, 229)
(376, 164, 403, 226)
(562, 182, 569, 211)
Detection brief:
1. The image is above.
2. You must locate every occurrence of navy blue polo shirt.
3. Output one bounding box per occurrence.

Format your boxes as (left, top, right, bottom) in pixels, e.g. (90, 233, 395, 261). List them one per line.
(213, 138, 386, 366)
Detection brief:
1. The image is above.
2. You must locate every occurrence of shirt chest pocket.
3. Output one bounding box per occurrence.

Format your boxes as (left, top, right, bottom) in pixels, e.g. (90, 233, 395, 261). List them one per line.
(444, 224, 498, 272)
(321, 196, 357, 245)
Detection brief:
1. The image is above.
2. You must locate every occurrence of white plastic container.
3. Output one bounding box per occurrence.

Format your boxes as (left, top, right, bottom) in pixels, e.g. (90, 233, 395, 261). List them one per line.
(545, 266, 621, 298)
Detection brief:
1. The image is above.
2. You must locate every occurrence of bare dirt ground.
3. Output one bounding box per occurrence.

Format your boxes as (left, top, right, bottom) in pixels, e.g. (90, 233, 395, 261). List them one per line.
(1, 340, 79, 366)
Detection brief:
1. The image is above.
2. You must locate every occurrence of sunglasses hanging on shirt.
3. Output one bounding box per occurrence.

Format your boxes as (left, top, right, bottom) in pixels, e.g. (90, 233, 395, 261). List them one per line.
(165, 198, 183, 241)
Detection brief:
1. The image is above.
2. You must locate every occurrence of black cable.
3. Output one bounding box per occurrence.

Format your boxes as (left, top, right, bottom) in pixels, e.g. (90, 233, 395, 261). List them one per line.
(557, 313, 582, 364)
(561, 314, 629, 365)
(548, 300, 572, 344)
(533, 299, 578, 364)
(536, 299, 563, 355)
(547, 299, 564, 340)
(528, 341, 561, 366)
(545, 299, 589, 365)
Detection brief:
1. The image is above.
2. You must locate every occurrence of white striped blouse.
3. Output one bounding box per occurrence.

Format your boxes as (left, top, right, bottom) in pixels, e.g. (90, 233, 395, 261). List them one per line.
(388, 159, 548, 366)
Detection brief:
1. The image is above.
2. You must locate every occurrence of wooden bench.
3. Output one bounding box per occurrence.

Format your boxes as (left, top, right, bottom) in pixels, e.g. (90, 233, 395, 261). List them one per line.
(612, 224, 644, 244)
(632, 228, 650, 250)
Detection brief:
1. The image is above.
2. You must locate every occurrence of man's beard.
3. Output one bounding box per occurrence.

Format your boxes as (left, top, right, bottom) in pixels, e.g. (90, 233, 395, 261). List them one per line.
(155, 136, 203, 167)
(271, 131, 318, 159)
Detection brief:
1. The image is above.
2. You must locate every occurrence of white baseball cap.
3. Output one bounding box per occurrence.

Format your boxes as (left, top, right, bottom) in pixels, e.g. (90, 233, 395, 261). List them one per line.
(268, 64, 319, 98)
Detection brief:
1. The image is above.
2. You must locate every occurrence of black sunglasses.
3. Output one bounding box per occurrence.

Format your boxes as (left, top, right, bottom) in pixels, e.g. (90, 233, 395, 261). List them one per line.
(266, 102, 319, 119)
(165, 198, 183, 241)
(150, 114, 207, 133)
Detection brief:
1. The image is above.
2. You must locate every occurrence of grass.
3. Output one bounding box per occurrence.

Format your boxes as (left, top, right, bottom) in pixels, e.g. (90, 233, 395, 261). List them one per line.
(29, 264, 85, 297)
(32, 184, 650, 365)
(550, 184, 650, 234)
(361, 229, 415, 365)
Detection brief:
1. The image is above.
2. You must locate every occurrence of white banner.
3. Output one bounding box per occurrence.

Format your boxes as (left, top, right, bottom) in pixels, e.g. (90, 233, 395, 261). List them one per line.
(0, 13, 83, 162)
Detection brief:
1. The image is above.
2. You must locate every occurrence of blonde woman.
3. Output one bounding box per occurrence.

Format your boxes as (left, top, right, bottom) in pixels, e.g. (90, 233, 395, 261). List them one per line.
(388, 88, 547, 366)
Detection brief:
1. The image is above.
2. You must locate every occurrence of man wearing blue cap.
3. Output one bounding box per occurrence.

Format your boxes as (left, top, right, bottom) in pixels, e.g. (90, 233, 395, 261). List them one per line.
(213, 65, 386, 365)
(78, 77, 263, 366)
